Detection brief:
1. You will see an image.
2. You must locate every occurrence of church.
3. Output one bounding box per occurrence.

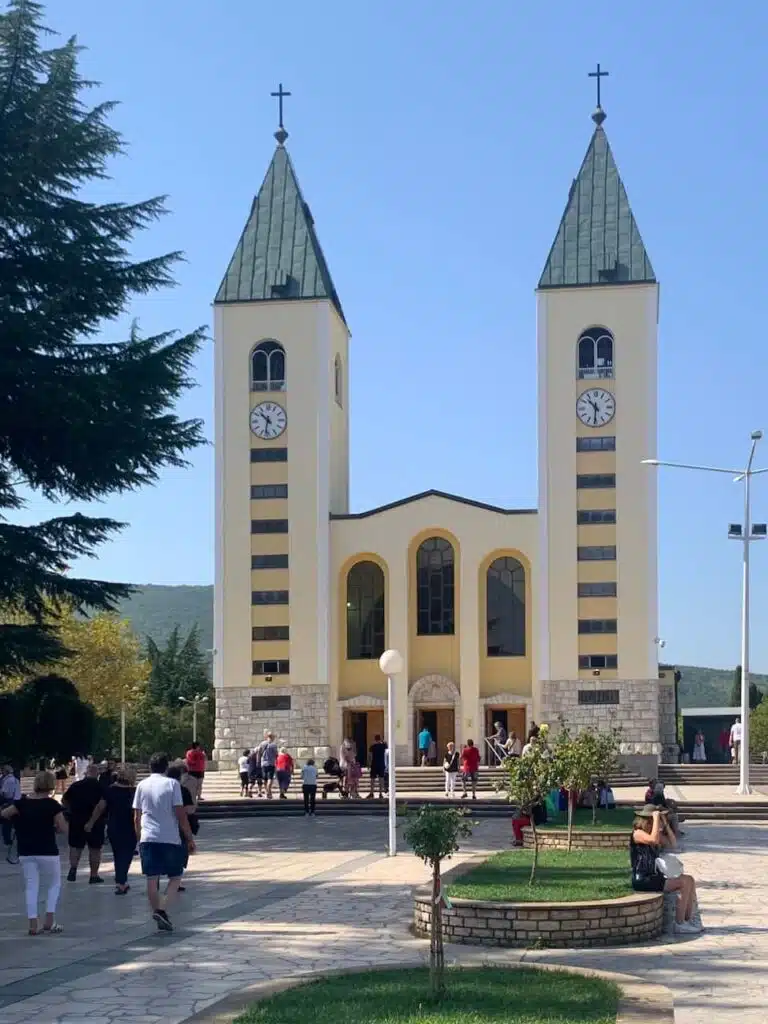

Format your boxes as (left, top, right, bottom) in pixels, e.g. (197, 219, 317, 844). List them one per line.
(211, 86, 677, 776)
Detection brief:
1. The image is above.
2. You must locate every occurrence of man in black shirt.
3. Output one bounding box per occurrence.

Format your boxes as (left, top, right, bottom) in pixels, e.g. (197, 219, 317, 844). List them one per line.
(63, 764, 106, 883)
(367, 735, 388, 800)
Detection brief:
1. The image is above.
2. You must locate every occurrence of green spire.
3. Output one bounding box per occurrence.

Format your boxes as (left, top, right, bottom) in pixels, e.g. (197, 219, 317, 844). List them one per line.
(538, 125, 655, 289)
(215, 144, 345, 321)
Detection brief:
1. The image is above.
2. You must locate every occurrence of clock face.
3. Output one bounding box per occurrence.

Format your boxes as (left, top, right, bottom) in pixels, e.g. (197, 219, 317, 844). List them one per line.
(576, 388, 615, 428)
(250, 401, 287, 440)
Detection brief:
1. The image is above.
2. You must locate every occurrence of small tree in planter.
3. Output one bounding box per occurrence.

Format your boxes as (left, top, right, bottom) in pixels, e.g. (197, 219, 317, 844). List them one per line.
(501, 737, 559, 884)
(403, 805, 473, 997)
(591, 726, 622, 824)
(553, 726, 594, 852)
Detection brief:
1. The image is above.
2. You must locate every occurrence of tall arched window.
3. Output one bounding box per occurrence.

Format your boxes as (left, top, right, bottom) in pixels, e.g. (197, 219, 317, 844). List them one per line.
(577, 327, 613, 380)
(416, 537, 455, 635)
(486, 556, 526, 656)
(251, 340, 286, 391)
(346, 561, 385, 659)
(334, 354, 342, 406)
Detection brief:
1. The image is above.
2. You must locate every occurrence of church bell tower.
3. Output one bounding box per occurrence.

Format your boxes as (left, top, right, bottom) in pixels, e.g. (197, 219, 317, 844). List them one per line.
(212, 90, 349, 768)
(536, 73, 669, 771)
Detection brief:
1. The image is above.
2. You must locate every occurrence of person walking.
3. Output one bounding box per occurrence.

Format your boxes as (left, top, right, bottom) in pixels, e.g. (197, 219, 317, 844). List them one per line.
(443, 742, 459, 798)
(1, 764, 21, 863)
(185, 741, 207, 802)
(260, 732, 278, 799)
(71, 754, 90, 782)
(1, 770, 67, 934)
(247, 745, 264, 798)
(132, 752, 196, 932)
(302, 758, 318, 816)
(166, 761, 199, 892)
(276, 746, 294, 799)
(84, 765, 137, 895)
(460, 738, 480, 800)
(729, 718, 742, 764)
(63, 764, 106, 884)
(417, 725, 432, 767)
(238, 750, 251, 797)
(692, 730, 707, 763)
(367, 734, 387, 799)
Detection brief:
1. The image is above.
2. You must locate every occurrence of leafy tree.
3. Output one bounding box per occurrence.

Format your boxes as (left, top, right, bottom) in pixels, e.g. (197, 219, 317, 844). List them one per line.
(500, 737, 559, 884)
(750, 700, 768, 759)
(0, 0, 204, 680)
(403, 805, 473, 997)
(146, 625, 210, 709)
(59, 613, 148, 717)
(553, 727, 593, 851)
(1, 673, 94, 765)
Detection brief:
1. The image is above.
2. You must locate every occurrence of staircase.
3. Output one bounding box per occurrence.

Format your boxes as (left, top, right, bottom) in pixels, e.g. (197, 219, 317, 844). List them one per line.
(657, 763, 768, 786)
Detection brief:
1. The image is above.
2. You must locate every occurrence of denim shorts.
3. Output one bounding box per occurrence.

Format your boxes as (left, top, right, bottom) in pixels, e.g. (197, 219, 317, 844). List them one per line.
(139, 841, 185, 879)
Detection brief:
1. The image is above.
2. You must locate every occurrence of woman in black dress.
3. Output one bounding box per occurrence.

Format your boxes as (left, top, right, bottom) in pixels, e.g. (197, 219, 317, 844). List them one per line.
(85, 765, 136, 894)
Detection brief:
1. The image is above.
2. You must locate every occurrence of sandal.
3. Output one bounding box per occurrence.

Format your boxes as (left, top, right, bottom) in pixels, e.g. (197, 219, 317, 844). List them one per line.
(43, 924, 63, 934)
(28, 929, 39, 936)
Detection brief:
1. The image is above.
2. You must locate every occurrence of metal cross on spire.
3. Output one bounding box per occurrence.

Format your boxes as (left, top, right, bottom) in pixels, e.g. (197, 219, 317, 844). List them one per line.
(271, 82, 291, 145)
(588, 63, 609, 126)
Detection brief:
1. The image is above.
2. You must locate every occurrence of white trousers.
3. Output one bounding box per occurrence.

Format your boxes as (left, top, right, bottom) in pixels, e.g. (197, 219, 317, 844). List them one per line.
(444, 771, 457, 795)
(20, 855, 61, 919)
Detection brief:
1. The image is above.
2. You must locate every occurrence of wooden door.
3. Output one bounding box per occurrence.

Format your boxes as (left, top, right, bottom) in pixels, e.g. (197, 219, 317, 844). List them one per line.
(435, 708, 456, 759)
(366, 709, 385, 746)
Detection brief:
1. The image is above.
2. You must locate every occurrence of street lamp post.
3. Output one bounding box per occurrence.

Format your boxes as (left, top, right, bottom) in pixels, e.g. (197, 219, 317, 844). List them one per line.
(379, 649, 404, 857)
(178, 695, 209, 743)
(643, 430, 766, 794)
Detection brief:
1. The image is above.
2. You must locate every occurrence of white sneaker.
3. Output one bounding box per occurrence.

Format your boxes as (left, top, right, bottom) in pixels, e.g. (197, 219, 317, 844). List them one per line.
(675, 921, 699, 936)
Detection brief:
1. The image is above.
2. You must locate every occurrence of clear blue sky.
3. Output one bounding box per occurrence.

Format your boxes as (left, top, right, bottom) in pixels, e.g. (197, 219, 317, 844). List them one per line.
(19, 0, 768, 672)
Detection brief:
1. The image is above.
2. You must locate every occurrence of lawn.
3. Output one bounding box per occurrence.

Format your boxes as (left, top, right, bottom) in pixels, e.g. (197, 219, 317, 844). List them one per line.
(448, 849, 632, 903)
(235, 967, 620, 1023)
(540, 807, 635, 831)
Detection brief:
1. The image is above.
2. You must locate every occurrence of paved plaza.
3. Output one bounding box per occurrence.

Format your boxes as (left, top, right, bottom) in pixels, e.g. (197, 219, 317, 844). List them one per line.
(0, 817, 766, 1023)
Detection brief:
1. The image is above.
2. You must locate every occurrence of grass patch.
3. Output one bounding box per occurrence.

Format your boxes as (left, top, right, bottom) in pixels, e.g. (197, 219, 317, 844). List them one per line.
(540, 807, 635, 831)
(234, 967, 619, 1023)
(448, 849, 632, 902)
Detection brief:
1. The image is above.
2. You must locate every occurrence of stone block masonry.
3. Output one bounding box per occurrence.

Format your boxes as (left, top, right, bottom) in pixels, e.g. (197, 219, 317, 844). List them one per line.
(413, 890, 663, 948)
(522, 828, 629, 851)
(213, 685, 329, 769)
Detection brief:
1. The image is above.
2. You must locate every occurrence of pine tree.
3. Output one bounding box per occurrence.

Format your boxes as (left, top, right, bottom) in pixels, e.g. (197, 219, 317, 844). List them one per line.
(0, 1, 205, 678)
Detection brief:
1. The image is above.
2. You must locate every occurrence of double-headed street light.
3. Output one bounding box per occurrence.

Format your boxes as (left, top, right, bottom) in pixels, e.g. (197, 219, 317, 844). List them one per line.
(379, 649, 404, 857)
(178, 694, 209, 743)
(643, 430, 766, 794)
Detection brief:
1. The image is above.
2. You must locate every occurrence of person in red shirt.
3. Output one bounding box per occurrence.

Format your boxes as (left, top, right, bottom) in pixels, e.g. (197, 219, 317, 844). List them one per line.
(275, 748, 294, 799)
(185, 742, 207, 801)
(460, 739, 480, 800)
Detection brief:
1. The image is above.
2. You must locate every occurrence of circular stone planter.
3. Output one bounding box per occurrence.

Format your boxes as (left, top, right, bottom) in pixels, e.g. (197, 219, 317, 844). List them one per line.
(413, 890, 662, 948)
(522, 827, 630, 851)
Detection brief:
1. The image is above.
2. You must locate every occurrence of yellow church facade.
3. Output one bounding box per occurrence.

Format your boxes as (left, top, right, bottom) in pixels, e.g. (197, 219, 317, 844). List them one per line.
(212, 102, 677, 774)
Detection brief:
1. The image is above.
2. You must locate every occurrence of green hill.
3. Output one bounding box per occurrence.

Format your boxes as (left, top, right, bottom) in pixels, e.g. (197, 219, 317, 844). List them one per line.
(114, 585, 767, 707)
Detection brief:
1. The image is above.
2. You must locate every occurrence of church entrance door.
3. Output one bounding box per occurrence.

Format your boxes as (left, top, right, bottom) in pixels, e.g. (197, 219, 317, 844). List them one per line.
(484, 706, 526, 763)
(414, 708, 455, 765)
(343, 709, 385, 768)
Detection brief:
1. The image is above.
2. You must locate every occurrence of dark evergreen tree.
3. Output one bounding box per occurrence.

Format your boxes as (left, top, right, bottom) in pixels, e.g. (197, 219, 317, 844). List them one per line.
(729, 665, 763, 710)
(3, 673, 94, 764)
(0, 1, 204, 678)
(147, 625, 211, 709)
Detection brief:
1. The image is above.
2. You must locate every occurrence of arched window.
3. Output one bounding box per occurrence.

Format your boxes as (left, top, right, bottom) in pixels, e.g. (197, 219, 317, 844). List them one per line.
(577, 327, 613, 380)
(416, 537, 455, 635)
(486, 556, 526, 656)
(346, 561, 385, 659)
(334, 354, 342, 406)
(251, 340, 286, 391)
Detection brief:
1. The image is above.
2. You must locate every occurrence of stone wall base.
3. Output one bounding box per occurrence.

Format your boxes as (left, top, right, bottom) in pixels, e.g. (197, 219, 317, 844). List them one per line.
(213, 685, 329, 769)
(522, 828, 629, 851)
(539, 678, 664, 762)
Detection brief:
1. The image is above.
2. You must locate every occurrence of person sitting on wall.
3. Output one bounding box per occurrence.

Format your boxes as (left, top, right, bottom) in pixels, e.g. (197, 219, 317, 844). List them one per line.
(630, 805, 700, 935)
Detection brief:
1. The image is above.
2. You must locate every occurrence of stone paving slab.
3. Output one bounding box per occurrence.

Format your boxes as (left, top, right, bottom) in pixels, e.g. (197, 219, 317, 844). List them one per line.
(0, 818, 766, 1022)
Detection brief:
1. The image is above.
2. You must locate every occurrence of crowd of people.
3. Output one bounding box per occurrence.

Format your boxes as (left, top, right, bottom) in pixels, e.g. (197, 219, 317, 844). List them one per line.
(0, 746, 204, 936)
